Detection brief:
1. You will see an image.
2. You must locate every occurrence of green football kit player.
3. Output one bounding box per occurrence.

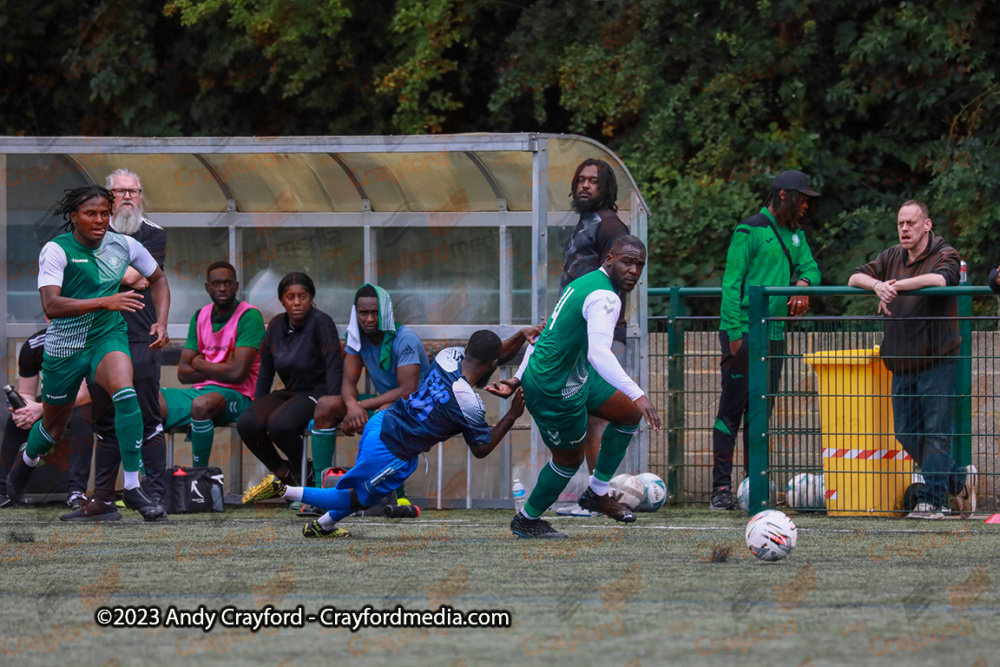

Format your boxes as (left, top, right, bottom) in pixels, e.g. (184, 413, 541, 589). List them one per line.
(489, 235, 662, 539)
(5, 185, 169, 520)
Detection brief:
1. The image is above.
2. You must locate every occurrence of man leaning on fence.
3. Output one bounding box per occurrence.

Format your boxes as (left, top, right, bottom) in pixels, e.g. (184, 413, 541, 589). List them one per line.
(711, 170, 821, 510)
(988, 261, 1000, 294)
(848, 199, 976, 520)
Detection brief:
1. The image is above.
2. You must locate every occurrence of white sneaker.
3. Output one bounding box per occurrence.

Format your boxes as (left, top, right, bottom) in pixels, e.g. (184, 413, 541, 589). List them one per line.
(66, 491, 86, 510)
(907, 502, 945, 520)
(556, 503, 598, 518)
(955, 465, 977, 517)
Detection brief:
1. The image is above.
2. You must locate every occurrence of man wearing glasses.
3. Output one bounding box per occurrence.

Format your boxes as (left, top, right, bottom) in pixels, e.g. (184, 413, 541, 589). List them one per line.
(62, 168, 170, 520)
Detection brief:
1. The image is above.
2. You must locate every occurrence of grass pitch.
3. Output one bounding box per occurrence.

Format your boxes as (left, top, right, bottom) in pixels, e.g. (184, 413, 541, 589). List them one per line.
(1, 504, 997, 666)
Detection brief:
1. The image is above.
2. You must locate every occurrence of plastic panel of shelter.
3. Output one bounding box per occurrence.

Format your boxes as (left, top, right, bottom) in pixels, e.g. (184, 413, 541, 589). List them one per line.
(510, 222, 577, 325)
(5, 154, 97, 323)
(240, 226, 364, 325)
(373, 227, 500, 325)
(72, 153, 230, 213)
(332, 152, 500, 213)
(198, 153, 363, 212)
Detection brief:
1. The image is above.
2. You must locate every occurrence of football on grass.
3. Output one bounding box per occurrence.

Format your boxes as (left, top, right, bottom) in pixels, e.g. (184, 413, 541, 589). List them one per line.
(636, 472, 667, 511)
(786, 473, 825, 509)
(737, 477, 778, 512)
(610, 474, 646, 510)
(745, 510, 797, 561)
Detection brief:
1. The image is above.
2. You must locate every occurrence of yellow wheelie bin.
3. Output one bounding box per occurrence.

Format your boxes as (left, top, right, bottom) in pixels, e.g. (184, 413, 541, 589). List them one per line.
(802, 347, 912, 516)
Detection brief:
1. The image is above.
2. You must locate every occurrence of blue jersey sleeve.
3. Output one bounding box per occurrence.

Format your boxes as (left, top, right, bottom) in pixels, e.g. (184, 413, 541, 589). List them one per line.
(452, 380, 491, 447)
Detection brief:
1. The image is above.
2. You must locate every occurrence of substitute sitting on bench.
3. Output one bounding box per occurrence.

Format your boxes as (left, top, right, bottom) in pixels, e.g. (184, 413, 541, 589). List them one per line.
(160, 261, 264, 468)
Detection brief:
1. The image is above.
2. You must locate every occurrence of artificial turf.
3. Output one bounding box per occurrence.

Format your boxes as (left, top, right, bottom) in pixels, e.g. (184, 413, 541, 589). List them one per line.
(1, 505, 997, 666)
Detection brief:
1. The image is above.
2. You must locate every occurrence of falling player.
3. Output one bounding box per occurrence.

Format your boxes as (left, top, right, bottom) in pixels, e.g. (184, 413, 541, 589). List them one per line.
(242, 328, 538, 537)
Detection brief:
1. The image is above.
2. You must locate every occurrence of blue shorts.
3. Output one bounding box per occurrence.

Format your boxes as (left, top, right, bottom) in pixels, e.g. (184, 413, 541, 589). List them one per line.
(337, 410, 418, 508)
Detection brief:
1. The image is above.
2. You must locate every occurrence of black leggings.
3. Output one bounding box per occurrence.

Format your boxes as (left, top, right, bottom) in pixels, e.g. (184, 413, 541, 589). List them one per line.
(237, 390, 318, 481)
(0, 405, 93, 496)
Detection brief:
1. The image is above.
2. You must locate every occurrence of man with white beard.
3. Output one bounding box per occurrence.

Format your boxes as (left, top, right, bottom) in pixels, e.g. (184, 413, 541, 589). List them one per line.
(61, 169, 171, 521)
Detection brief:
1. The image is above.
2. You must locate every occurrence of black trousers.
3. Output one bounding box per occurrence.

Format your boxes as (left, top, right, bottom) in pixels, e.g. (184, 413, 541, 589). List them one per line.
(0, 405, 93, 496)
(87, 342, 166, 501)
(237, 390, 318, 482)
(711, 332, 784, 490)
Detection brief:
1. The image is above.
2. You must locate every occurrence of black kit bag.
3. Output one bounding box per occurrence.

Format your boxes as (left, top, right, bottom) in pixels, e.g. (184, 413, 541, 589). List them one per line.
(165, 466, 225, 513)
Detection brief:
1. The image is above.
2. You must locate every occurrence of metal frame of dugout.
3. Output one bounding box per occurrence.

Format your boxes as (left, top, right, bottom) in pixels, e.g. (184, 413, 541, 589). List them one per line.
(1, 134, 650, 508)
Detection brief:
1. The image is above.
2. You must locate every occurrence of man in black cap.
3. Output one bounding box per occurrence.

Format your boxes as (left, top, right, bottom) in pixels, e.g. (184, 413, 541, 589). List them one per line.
(711, 170, 822, 510)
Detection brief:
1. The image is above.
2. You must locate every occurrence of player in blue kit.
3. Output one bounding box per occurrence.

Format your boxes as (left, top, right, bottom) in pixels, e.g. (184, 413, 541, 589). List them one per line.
(242, 328, 537, 537)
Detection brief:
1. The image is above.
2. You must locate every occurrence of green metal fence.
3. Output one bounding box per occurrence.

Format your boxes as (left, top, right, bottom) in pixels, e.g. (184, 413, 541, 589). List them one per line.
(648, 285, 1000, 516)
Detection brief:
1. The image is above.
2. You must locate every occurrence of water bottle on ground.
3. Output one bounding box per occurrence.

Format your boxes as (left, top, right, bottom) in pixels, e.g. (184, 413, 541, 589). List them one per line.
(513, 478, 526, 513)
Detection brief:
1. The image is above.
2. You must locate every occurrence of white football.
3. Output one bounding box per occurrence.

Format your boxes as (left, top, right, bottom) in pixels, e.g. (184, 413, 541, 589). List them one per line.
(636, 472, 667, 511)
(786, 473, 825, 509)
(745, 510, 797, 561)
(736, 477, 778, 512)
(612, 474, 646, 510)
(610, 474, 631, 491)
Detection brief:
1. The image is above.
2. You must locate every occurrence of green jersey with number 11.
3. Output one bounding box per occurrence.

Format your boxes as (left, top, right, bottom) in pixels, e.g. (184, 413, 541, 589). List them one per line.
(524, 269, 622, 404)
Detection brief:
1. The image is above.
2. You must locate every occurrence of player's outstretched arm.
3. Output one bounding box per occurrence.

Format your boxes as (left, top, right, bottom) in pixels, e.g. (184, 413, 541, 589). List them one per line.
(486, 339, 535, 397)
(497, 324, 544, 365)
(485, 377, 520, 398)
(39, 285, 145, 319)
(469, 388, 525, 459)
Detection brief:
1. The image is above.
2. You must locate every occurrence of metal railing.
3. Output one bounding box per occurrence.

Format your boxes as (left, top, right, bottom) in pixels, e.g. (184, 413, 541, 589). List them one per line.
(648, 285, 1000, 514)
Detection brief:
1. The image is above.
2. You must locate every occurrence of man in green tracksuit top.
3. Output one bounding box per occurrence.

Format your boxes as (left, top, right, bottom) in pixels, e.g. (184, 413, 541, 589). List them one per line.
(712, 170, 822, 510)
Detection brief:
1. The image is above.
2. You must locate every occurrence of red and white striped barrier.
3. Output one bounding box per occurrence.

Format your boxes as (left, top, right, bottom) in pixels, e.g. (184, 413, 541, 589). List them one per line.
(822, 448, 911, 461)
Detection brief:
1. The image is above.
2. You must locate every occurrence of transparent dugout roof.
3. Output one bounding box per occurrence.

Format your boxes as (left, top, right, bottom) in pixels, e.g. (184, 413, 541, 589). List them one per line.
(0, 134, 646, 215)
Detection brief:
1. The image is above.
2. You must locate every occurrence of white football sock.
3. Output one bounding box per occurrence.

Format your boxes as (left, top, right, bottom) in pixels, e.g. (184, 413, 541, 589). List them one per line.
(123, 471, 140, 490)
(589, 475, 610, 496)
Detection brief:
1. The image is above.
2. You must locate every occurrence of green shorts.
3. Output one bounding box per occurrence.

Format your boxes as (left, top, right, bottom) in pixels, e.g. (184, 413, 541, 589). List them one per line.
(41, 334, 131, 405)
(161, 385, 253, 430)
(522, 364, 617, 450)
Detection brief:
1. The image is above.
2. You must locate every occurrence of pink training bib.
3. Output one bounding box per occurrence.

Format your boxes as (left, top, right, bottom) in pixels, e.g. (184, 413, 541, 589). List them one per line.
(193, 301, 260, 398)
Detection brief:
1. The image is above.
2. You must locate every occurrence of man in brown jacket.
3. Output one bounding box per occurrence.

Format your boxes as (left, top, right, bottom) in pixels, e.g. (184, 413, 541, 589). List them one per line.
(848, 200, 975, 519)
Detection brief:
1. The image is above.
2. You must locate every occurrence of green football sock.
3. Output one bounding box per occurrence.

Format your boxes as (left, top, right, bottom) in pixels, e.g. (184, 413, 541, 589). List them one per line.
(112, 387, 144, 473)
(523, 459, 579, 519)
(310, 427, 337, 486)
(593, 422, 639, 482)
(25, 421, 56, 459)
(190, 419, 215, 468)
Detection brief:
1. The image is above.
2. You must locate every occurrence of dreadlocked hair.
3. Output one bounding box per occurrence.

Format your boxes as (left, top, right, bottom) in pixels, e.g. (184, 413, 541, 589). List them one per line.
(54, 185, 114, 231)
(570, 158, 619, 212)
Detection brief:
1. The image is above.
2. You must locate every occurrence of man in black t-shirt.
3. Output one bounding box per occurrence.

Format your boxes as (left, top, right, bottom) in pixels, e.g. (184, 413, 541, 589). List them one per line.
(63, 169, 169, 521)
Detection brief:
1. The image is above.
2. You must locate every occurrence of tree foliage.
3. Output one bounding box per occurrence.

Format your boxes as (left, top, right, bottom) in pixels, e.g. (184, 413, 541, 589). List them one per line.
(2, 0, 998, 300)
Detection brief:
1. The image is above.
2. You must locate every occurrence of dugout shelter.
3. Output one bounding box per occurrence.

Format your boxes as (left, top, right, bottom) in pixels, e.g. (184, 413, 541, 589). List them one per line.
(0, 134, 650, 508)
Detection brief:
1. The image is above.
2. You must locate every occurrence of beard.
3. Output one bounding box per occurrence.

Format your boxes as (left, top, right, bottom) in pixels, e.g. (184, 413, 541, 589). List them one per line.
(571, 194, 601, 215)
(474, 368, 495, 389)
(111, 204, 144, 236)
